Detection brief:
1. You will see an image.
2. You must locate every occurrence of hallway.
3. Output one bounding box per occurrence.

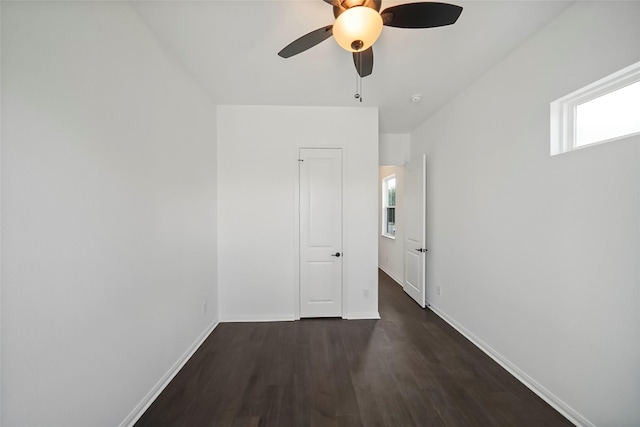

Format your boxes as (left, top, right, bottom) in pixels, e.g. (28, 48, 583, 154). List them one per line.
(136, 270, 571, 426)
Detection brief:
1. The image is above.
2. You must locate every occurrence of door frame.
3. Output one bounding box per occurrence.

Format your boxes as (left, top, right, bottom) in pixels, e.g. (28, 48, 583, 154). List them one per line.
(293, 146, 347, 320)
(403, 153, 427, 308)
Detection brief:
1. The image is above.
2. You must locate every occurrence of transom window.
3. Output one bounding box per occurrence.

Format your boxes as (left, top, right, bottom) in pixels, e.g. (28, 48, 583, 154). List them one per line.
(550, 61, 640, 155)
(382, 175, 396, 238)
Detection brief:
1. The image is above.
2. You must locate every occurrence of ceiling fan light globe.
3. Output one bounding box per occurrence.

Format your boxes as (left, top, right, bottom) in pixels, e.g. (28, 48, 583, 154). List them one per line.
(333, 6, 383, 52)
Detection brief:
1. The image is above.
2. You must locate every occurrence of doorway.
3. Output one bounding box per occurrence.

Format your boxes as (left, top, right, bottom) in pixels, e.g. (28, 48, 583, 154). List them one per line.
(298, 148, 343, 318)
(378, 154, 427, 308)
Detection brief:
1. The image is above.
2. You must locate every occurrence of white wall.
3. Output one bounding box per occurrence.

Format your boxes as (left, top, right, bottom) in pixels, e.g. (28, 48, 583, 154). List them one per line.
(379, 133, 410, 166)
(2, 2, 218, 426)
(411, 2, 639, 426)
(217, 106, 379, 321)
(378, 166, 404, 286)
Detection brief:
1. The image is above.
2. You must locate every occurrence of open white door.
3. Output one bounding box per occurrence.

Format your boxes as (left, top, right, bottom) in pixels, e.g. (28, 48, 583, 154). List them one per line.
(299, 148, 343, 318)
(403, 154, 427, 308)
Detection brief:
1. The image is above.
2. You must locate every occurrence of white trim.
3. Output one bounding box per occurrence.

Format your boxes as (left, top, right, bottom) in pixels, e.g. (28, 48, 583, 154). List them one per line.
(550, 60, 640, 155)
(0, 2, 4, 422)
(293, 147, 301, 320)
(341, 146, 348, 320)
(119, 319, 220, 427)
(428, 304, 594, 427)
(220, 315, 296, 323)
(346, 312, 381, 320)
(378, 265, 403, 287)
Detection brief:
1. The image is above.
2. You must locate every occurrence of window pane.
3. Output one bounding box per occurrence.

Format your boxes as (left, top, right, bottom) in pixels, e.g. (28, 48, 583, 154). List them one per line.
(386, 208, 395, 236)
(576, 80, 640, 147)
(382, 175, 396, 237)
(387, 178, 396, 206)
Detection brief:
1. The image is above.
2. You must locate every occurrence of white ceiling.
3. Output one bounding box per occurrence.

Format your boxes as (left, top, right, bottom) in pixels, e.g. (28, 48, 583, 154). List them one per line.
(132, 0, 573, 134)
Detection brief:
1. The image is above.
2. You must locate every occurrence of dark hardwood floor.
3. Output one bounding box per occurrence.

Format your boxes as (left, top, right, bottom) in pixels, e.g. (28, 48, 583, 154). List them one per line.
(136, 270, 572, 427)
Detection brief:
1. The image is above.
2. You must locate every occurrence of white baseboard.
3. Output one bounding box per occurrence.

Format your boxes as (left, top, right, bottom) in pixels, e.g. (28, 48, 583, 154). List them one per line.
(221, 312, 380, 322)
(346, 312, 381, 320)
(119, 319, 220, 427)
(220, 314, 295, 323)
(378, 265, 403, 287)
(428, 304, 592, 427)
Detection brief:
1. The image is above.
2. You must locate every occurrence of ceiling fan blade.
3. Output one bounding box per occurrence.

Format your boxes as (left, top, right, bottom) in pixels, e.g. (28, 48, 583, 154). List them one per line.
(278, 25, 334, 59)
(353, 47, 373, 78)
(381, 2, 463, 29)
(322, 0, 341, 6)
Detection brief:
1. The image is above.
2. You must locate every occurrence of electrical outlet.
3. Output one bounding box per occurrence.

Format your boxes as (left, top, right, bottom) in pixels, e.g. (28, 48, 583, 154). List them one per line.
(436, 286, 442, 296)
(202, 301, 208, 315)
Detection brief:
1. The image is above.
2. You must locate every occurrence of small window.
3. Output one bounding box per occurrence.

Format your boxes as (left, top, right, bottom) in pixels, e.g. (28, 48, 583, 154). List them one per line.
(550, 61, 640, 155)
(382, 175, 396, 238)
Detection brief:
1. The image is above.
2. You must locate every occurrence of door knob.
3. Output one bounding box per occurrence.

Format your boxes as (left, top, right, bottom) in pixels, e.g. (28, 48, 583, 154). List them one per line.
(331, 252, 342, 257)
(415, 248, 428, 253)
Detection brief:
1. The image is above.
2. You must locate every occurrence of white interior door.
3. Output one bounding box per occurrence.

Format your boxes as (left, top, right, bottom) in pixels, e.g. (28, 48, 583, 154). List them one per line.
(404, 154, 427, 308)
(299, 148, 343, 318)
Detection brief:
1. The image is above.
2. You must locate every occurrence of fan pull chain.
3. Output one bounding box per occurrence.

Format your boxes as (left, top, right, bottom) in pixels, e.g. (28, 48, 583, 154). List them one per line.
(354, 58, 360, 101)
(354, 76, 363, 102)
(354, 53, 363, 103)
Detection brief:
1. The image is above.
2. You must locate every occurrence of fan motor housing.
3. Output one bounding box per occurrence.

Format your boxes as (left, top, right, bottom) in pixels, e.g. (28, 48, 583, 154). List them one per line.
(333, 0, 381, 18)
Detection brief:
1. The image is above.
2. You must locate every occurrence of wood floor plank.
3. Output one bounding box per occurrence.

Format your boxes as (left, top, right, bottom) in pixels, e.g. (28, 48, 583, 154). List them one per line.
(326, 321, 360, 417)
(336, 414, 363, 427)
(135, 270, 574, 427)
(308, 320, 340, 426)
(289, 340, 312, 426)
(338, 321, 387, 427)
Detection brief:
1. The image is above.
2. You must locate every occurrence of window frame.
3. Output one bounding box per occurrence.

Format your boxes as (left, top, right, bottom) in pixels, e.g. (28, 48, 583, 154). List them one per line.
(382, 174, 396, 239)
(550, 60, 640, 156)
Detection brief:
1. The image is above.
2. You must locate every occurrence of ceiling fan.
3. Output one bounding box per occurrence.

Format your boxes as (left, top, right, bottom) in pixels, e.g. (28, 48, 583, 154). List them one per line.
(278, 0, 463, 78)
